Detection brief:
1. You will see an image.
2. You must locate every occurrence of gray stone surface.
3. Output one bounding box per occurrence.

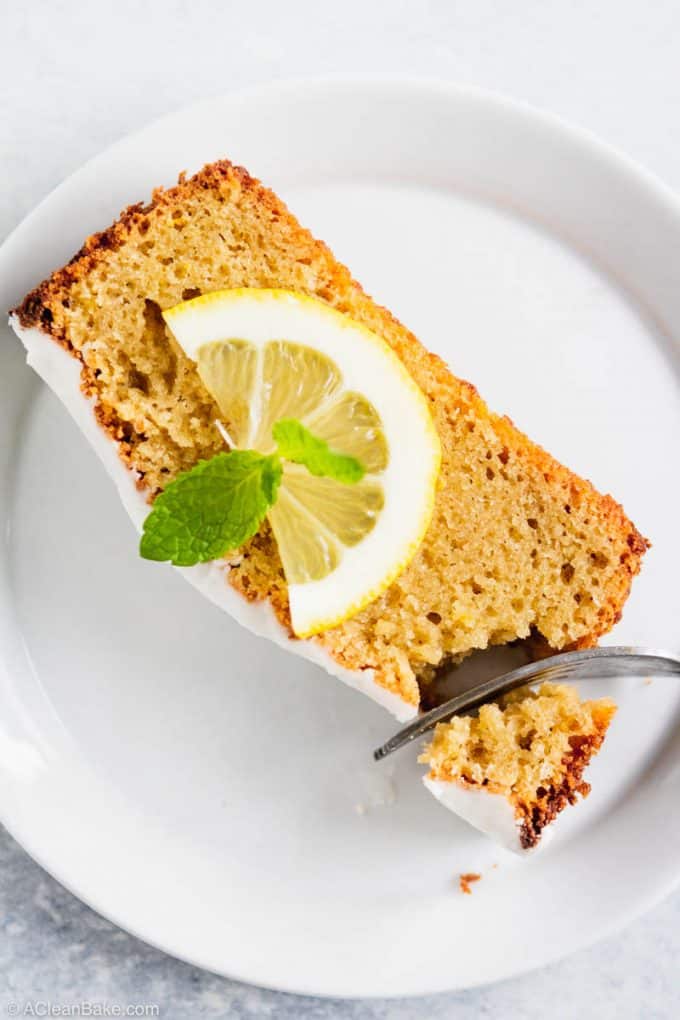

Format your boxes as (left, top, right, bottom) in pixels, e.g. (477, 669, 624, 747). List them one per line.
(2, 1, 680, 1016)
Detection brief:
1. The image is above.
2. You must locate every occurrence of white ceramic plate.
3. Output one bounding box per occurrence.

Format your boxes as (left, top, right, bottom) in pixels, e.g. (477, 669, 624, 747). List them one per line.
(0, 78, 679, 997)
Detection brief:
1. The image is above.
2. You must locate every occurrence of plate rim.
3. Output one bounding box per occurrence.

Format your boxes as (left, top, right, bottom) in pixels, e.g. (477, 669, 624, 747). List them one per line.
(1, 73, 680, 998)
(4, 73, 680, 262)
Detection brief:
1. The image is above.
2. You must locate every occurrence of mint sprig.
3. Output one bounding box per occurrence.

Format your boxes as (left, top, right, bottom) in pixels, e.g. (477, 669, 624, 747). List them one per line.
(272, 419, 365, 484)
(140, 451, 282, 566)
(140, 419, 364, 567)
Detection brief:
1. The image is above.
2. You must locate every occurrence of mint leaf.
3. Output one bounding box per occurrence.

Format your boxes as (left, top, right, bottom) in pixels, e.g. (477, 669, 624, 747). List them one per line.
(139, 419, 364, 569)
(140, 451, 282, 566)
(272, 419, 364, 483)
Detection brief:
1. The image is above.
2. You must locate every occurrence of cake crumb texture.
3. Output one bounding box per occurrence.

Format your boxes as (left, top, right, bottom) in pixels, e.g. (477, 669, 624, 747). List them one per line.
(421, 682, 616, 847)
(459, 872, 482, 895)
(14, 160, 648, 709)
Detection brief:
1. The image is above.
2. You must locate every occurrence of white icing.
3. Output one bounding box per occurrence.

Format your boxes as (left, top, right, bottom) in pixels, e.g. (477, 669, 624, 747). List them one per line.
(10, 317, 417, 722)
(423, 776, 551, 854)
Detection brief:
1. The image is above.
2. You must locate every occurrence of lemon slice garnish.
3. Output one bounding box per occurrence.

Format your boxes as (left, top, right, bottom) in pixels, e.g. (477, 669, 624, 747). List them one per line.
(163, 289, 440, 637)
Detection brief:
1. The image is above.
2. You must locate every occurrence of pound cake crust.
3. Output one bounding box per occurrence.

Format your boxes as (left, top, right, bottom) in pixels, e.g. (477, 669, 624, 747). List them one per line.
(13, 160, 648, 709)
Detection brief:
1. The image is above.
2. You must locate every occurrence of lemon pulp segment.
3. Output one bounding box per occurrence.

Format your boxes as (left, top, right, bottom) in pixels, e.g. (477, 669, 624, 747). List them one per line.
(196, 337, 388, 584)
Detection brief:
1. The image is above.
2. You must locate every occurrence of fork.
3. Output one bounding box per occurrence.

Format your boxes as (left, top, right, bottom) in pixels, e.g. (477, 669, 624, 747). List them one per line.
(373, 646, 680, 761)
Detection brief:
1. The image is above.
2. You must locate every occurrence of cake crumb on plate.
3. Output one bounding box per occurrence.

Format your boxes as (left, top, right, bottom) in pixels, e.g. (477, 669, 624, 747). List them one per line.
(459, 873, 482, 895)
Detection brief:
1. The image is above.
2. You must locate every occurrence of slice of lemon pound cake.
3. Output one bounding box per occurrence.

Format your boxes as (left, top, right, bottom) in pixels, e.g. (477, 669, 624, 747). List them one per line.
(12, 160, 647, 718)
(421, 683, 616, 851)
